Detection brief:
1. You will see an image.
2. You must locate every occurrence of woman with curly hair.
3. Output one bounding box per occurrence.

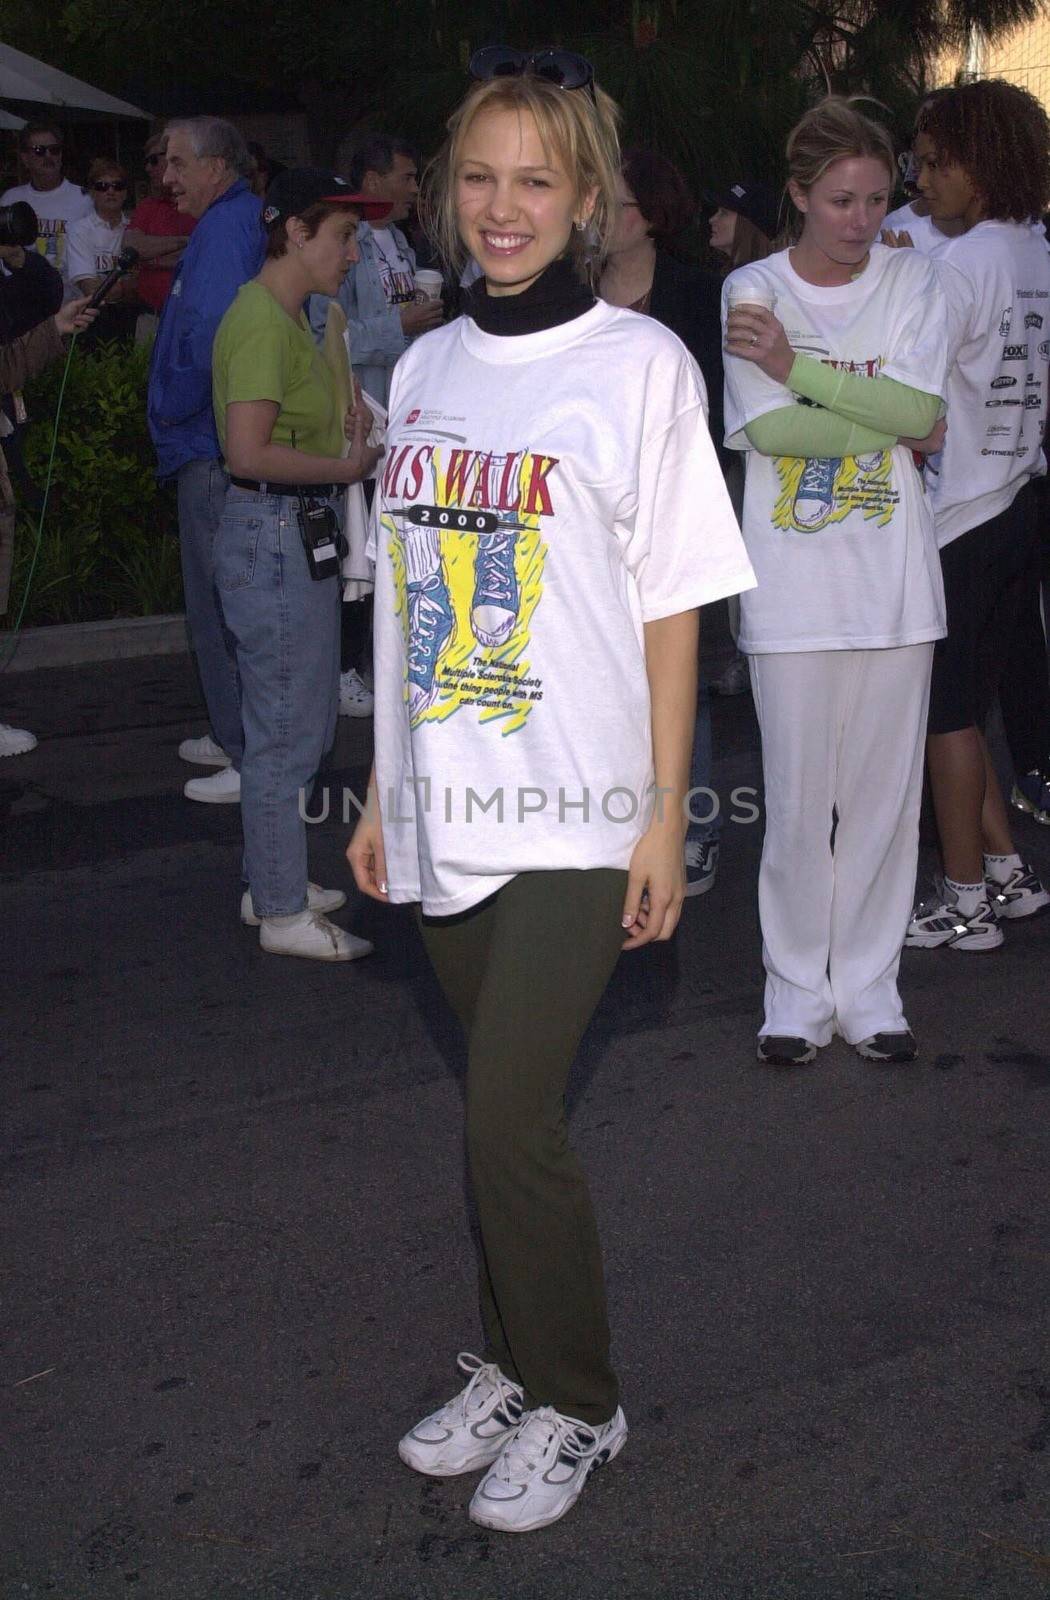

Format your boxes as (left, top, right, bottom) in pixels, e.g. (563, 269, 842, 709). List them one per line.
(905, 79, 1050, 951)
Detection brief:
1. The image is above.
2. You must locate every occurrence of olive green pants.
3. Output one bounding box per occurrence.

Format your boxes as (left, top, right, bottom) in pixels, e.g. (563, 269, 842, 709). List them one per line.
(417, 868, 628, 1426)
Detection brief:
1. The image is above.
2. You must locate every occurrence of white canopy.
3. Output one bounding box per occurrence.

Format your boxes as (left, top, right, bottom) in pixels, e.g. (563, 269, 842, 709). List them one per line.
(0, 108, 26, 130)
(0, 42, 150, 119)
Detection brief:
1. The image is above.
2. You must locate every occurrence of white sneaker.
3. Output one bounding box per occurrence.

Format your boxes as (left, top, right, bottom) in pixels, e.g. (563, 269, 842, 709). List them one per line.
(398, 1353, 524, 1477)
(241, 882, 347, 926)
(0, 723, 37, 758)
(338, 668, 375, 718)
(184, 766, 241, 804)
(904, 884, 1003, 951)
(258, 909, 373, 962)
(469, 1404, 627, 1533)
(178, 733, 231, 768)
(987, 862, 1050, 921)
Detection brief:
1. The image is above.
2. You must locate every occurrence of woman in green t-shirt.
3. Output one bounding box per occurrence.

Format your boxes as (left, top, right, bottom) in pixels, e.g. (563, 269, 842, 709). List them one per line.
(211, 168, 389, 961)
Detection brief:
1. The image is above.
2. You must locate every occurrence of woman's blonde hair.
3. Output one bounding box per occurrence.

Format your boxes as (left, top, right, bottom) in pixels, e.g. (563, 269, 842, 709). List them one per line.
(786, 96, 896, 197)
(419, 73, 622, 280)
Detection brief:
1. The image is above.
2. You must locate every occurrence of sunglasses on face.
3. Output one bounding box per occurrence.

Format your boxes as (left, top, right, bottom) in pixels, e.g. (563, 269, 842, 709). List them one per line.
(468, 46, 595, 94)
(29, 143, 62, 157)
(92, 180, 127, 192)
(145, 153, 165, 167)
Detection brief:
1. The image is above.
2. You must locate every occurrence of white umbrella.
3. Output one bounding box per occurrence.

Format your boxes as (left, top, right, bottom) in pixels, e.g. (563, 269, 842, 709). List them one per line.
(0, 108, 26, 130)
(0, 41, 150, 118)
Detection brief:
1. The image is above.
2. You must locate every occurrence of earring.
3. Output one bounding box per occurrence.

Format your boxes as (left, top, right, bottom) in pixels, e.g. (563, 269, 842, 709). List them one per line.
(296, 240, 304, 249)
(574, 219, 587, 233)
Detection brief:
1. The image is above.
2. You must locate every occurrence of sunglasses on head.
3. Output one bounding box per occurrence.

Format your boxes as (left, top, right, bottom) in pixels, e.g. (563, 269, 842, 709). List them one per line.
(468, 46, 595, 94)
(92, 180, 127, 192)
(29, 143, 62, 157)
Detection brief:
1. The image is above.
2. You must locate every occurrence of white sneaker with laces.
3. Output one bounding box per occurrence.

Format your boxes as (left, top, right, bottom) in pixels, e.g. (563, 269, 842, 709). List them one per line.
(987, 862, 1050, 921)
(338, 668, 375, 718)
(398, 1353, 524, 1477)
(240, 883, 347, 926)
(468, 1404, 627, 1533)
(904, 883, 1003, 951)
(0, 723, 37, 758)
(184, 766, 241, 804)
(178, 733, 231, 767)
(259, 910, 373, 962)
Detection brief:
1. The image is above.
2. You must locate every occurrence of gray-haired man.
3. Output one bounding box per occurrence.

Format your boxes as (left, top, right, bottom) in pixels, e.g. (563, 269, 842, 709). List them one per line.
(147, 117, 264, 801)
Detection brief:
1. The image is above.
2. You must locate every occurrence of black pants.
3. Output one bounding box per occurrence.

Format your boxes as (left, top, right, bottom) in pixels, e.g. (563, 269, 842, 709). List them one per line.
(417, 868, 627, 1426)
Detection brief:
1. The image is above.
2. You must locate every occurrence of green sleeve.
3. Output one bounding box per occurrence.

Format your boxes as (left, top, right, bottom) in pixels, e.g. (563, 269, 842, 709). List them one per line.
(787, 354, 941, 438)
(744, 406, 896, 459)
(220, 322, 288, 408)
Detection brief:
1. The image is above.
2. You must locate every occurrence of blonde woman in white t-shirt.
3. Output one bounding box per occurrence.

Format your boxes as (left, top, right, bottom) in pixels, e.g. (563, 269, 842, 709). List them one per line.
(348, 54, 754, 1532)
(723, 98, 950, 1069)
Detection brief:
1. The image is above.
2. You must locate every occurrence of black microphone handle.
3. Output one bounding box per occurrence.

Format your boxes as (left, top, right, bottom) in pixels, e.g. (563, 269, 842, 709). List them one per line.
(84, 247, 140, 312)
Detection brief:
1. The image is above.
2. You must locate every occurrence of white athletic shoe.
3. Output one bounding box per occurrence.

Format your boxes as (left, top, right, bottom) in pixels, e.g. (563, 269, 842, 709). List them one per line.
(987, 862, 1050, 921)
(0, 723, 37, 758)
(338, 668, 375, 718)
(184, 766, 241, 804)
(178, 733, 231, 767)
(258, 910, 372, 962)
(468, 1404, 627, 1533)
(240, 883, 347, 926)
(904, 884, 1003, 951)
(398, 1353, 525, 1477)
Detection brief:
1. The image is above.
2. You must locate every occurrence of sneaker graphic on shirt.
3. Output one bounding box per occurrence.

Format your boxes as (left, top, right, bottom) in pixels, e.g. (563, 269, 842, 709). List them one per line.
(471, 527, 520, 648)
(792, 456, 840, 531)
(853, 450, 885, 474)
(407, 569, 454, 720)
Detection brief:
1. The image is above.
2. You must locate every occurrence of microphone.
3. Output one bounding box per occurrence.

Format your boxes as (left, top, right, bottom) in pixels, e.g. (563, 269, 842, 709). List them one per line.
(85, 246, 140, 311)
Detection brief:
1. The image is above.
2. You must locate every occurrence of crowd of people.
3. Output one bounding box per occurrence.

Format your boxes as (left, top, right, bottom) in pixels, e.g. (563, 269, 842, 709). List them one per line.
(2, 57, 1050, 1534)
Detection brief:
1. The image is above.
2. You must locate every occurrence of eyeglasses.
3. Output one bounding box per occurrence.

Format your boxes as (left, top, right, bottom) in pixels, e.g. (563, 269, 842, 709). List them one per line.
(145, 153, 165, 167)
(92, 180, 127, 192)
(28, 143, 62, 157)
(468, 46, 595, 94)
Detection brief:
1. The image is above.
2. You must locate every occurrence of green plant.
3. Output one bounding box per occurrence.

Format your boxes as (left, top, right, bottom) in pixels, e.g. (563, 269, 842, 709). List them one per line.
(6, 337, 183, 627)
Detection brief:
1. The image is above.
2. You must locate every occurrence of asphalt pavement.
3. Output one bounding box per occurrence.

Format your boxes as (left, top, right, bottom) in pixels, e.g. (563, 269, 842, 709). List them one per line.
(1, 635, 1049, 1600)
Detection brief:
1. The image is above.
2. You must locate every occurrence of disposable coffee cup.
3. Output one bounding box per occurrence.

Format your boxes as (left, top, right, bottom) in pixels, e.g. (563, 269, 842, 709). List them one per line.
(414, 269, 444, 303)
(727, 284, 776, 313)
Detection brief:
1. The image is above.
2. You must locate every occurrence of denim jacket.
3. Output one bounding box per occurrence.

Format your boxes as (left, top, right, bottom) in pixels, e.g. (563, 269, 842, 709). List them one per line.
(148, 179, 264, 478)
(308, 221, 415, 409)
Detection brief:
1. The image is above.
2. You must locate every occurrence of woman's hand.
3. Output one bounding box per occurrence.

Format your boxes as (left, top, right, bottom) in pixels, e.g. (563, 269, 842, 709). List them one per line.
(347, 804, 389, 903)
(55, 297, 99, 337)
(725, 306, 795, 384)
(899, 416, 947, 454)
(344, 381, 375, 442)
(621, 815, 686, 950)
(880, 228, 915, 249)
(343, 382, 383, 483)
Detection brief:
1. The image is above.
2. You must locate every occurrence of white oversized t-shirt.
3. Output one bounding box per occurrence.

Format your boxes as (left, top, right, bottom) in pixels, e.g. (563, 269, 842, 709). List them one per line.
(927, 220, 1050, 548)
(368, 300, 757, 915)
(63, 211, 127, 287)
(723, 244, 948, 653)
(0, 178, 93, 277)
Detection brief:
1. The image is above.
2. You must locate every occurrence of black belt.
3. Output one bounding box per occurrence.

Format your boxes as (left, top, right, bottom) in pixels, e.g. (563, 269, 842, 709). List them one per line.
(229, 476, 339, 497)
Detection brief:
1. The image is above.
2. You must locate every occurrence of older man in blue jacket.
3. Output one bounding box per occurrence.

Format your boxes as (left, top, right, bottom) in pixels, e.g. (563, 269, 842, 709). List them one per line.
(148, 116, 263, 802)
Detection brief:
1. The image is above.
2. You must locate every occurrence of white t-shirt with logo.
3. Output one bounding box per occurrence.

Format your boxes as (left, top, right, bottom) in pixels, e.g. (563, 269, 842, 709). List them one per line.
(0, 178, 93, 276)
(927, 220, 1050, 548)
(369, 226, 416, 306)
(367, 300, 757, 915)
(64, 211, 127, 288)
(723, 244, 948, 653)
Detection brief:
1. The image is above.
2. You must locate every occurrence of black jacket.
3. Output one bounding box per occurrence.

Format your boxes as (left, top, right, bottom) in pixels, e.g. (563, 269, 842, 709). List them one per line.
(648, 249, 728, 466)
(0, 249, 63, 347)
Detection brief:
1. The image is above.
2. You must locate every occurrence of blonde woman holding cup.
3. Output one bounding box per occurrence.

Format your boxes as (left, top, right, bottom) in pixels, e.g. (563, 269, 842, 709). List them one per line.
(723, 97, 951, 1069)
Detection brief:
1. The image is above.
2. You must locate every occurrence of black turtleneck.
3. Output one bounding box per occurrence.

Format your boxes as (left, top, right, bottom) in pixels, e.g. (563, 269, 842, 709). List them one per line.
(464, 256, 595, 336)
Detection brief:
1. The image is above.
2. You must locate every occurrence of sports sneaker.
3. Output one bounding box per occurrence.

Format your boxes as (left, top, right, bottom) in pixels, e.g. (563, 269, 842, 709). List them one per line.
(471, 528, 519, 647)
(258, 910, 373, 962)
(684, 837, 719, 897)
(855, 1031, 918, 1063)
(0, 723, 37, 758)
(468, 1404, 627, 1533)
(338, 668, 375, 718)
(240, 882, 347, 926)
(398, 1353, 524, 1477)
(407, 570, 454, 720)
(853, 450, 885, 474)
(1010, 769, 1050, 826)
(757, 1035, 817, 1065)
(987, 862, 1050, 921)
(792, 456, 839, 532)
(178, 733, 231, 768)
(904, 886, 1003, 950)
(710, 653, 750, 697)
(184, 765, 241, 803)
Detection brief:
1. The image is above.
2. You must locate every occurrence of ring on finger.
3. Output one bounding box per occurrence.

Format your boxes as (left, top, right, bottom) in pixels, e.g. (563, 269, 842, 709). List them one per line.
(750, 334, 757, 346)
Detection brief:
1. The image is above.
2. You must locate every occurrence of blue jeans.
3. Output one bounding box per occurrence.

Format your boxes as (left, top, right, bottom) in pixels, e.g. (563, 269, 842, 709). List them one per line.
(687, 689, 721, 844)
(215, 488, 341, 917)
(176, 458, 244, 766)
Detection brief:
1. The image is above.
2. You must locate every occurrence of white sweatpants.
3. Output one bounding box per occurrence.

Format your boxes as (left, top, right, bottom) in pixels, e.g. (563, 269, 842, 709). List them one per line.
(750, 644, 934, 1046)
